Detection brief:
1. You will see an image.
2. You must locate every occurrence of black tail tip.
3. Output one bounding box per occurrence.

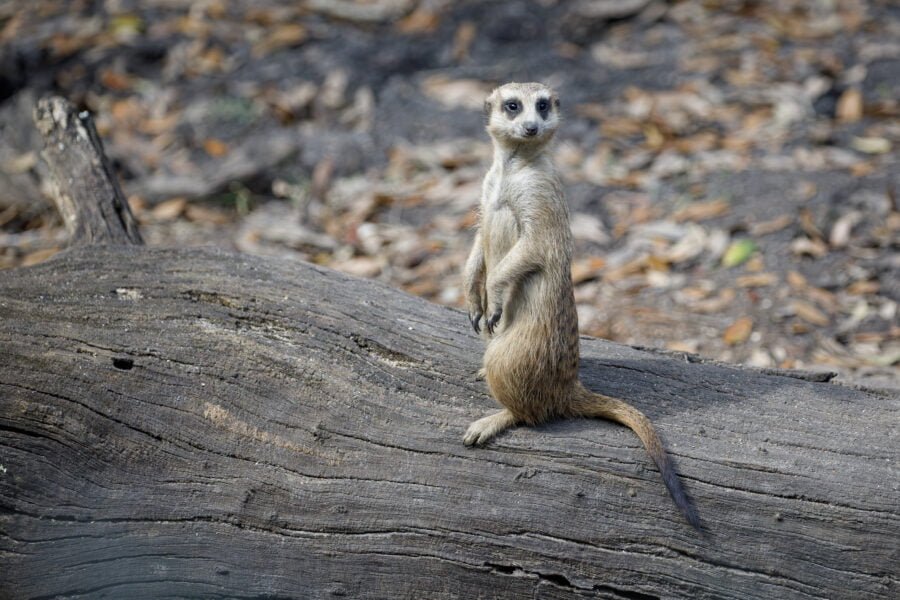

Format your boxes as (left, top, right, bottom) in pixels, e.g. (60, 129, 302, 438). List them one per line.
(682, 503, 702, 531)
(661, 465, 702, 531)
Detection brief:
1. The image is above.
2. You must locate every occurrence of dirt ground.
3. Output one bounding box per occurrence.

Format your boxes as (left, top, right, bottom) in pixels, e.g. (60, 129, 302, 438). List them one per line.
(1, 0, 898, 390)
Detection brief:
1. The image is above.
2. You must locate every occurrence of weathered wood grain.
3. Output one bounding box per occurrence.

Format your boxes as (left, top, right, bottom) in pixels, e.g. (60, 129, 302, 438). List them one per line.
(1, 245, 897, 599)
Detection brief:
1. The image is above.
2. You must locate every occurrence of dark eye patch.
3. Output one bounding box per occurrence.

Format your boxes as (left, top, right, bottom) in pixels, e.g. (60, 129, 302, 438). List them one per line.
(503, 98, 521, 118)
(536, 97, 550, 119)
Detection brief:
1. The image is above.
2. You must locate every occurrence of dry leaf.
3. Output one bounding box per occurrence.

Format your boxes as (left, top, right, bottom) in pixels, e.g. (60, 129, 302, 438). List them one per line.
(395, 9, 439, 33)
(127, 195, 146, 216)
(804, 285, 837, 313)
(139, 112, 181, 135)
(457, 210, 478, 229)
(787, 271, 807, 288)
(667, 340, 699, 353)
(849, 161, 876, 177)
(692, 288, 736, 313)
(744, 255, 765, 272)
(403, 278, 439, 297)
(572, 257, 606, 284)
(851, 137, 892, 155)
(798, 207, 824, 239)
(203, 138, 229, 157)
(21, 247, 60, 267)
(643, 124, 665, 149)
(452, 22, 476, 61)
(748, 349, 774, 368)
(723, 316, 753, 345)
(674, 131, 718, 153)
(663, 224, 707, 264)
(152, 197, 187, 221)
(796, 180, 818, 201)
(829, 210, 863, 248)
(185, 204, 230, 225)
(100, 68, 133, 91)
(267, 82, 318, 120)
(0, 206, 17, 228)
(791, 300, 830, 326)
(847, 280, 879, 295)
(603, 255, 649, 282)
(420, 76, 492, 111)
(570, 213, 609, 243)
(196, 45, 226, 74)
(672, 198, 730, 222)
(335, 256, 382, 278)
(790, 237, 828, 257)
(736, 272, 777, 287)
(676, 285, 713, 303)
(836, 88, 863, 122)
(749, 214, 792, 236)
(252, 23, 307, 57)
(111, 98, 142, 125)
(790, 322, 811, 334)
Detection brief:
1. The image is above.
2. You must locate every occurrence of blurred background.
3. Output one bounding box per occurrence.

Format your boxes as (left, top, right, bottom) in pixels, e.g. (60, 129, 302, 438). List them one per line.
(1, 0, 897, 389)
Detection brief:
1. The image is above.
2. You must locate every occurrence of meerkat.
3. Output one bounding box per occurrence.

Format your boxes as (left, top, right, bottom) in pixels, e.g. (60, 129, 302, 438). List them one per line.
(463, 82, 700, 529)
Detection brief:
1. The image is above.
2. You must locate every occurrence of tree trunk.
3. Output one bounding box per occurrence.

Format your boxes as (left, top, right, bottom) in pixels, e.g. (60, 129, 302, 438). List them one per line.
(0, 98, 897, 600)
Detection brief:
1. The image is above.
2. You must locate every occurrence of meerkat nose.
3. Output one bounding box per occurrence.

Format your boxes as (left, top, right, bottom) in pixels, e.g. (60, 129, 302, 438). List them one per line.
(524, 122, 538, 136)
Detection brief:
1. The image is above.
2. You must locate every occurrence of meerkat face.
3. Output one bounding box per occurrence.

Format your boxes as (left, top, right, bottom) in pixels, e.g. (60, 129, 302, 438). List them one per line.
(484, 82, 560, 147)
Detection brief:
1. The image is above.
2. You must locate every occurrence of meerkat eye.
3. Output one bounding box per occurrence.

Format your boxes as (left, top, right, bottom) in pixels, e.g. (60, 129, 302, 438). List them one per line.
(536, 98, 551, 119)
(504, 101, 519, 112)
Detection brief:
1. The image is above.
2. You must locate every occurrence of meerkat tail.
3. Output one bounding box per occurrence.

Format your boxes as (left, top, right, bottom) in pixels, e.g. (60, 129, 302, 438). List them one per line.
(571, 385, 701, 529)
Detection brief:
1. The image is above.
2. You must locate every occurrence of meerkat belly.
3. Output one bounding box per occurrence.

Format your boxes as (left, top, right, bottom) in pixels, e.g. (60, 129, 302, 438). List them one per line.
(484, 276, 579, 421)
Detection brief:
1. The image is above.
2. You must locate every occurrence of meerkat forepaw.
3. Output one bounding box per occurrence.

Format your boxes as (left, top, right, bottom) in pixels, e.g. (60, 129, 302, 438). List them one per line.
(475, 367, 486, 380)
(485, 307, 502, 334)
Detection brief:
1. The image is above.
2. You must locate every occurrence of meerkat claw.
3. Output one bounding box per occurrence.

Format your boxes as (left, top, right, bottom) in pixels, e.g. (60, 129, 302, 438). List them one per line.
(469, 311, 483, 334)
(463, 421, 491, 446)
(464, 410, 515, 446)
(485, 308, 502, 334)
(463, 429, 482, 446)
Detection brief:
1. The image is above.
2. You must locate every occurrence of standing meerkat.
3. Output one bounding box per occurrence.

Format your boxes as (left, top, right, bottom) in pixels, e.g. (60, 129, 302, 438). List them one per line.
(463, 82, 700, 529)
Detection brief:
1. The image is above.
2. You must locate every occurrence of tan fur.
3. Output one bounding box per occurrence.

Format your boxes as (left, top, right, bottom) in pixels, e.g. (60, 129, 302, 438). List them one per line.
(463, 82, 699, 528)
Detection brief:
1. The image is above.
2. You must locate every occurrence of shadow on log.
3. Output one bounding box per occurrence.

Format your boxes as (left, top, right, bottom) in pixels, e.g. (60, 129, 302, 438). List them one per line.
(1, 98, 898, 599)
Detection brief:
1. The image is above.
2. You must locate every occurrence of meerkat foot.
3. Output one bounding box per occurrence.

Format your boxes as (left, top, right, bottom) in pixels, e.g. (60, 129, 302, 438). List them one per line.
(463, 409, 517, 446)
(475, 367, 487, 381)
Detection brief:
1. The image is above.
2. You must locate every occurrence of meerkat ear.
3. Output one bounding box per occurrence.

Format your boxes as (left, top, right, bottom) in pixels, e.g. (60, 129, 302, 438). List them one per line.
(483, 100, 492, 117)
(554, 97, 560, 108)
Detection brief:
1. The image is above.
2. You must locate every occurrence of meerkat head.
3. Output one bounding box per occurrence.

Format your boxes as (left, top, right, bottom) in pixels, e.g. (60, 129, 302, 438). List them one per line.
(484, 82, 560, 148)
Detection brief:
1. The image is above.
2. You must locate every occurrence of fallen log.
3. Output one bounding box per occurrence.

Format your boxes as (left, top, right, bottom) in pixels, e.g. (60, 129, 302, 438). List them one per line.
(0, 98, 897, 599)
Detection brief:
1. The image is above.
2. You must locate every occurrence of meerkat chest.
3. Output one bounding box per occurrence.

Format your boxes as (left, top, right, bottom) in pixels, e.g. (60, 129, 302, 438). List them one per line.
(482, 175, 525, 265)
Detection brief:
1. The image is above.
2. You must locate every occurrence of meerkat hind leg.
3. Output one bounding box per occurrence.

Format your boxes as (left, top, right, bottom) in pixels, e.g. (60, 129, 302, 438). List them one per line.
(464, 409, 517, 446)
